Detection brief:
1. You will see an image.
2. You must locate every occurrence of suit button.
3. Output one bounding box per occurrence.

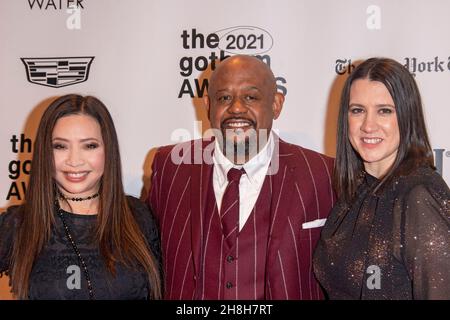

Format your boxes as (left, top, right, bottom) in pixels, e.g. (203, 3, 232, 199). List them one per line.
(226, 255, 234, 263)
(226, 281, 233, 289)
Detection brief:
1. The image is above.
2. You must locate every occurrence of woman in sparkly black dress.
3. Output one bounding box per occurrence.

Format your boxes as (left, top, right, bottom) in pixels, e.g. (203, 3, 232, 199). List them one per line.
(0, 95, 161, 299)
(313, 58, 450, 299)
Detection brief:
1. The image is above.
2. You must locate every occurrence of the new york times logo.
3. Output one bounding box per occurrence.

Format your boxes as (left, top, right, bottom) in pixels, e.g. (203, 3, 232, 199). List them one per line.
(178, 26, 288, 99)
(21, 56, 94, 88)
(335, 57, 450, 76)
(27, 0, 84, 10)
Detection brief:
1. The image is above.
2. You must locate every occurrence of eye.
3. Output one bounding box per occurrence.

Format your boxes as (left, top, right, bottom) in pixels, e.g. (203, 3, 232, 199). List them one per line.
(218, 95, 232, 103)
(349, 106, 364, 114)
(244, 95, 257, 102)
(85, 143, 99, 150)
(52, 143, 66, 150)
(379, 107, 394, 115)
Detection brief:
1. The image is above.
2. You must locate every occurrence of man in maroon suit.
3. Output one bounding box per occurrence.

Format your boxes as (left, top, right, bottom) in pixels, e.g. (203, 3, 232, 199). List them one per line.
(148, 55, 335, 299)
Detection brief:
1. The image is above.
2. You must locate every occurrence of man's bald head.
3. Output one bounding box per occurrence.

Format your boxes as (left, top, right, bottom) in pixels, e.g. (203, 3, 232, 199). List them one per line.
(208, 55, 277, 96)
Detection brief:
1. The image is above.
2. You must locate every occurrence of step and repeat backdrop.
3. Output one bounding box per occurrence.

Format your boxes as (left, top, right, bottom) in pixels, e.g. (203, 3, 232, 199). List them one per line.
(1, 0, 450, 299)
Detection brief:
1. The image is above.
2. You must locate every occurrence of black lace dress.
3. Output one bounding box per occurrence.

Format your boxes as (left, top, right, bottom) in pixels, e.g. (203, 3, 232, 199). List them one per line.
(0, 196, 161, 300)
(313, 166, 450, 299)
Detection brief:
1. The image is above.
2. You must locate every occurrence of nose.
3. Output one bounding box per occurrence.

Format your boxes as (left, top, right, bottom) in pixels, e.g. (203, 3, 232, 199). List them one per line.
(65, 147, 84, 167)
(360, 111, 379, 133)
(228, 98, 247, 115)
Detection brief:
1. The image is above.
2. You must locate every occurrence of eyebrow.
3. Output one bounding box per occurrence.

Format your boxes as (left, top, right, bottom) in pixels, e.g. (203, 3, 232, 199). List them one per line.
(214, 86, 261, 94)
(52, 137, 101, 143)
(242, 86, 260, 92)
(349, 103, 395, 108)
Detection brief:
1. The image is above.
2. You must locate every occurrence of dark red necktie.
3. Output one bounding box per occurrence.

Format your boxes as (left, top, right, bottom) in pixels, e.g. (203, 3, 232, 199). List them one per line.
(220, 168, 245, 248)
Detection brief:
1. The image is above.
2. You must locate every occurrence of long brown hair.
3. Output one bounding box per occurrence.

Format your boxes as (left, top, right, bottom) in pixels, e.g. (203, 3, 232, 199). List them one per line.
(334, 57, 434, 204)
(10, 94, 161, 299)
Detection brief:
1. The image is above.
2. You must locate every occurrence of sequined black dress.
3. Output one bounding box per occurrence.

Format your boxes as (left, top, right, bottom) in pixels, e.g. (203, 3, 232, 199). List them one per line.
(313, 166, 450, 299)
(0, 196, 161, 299)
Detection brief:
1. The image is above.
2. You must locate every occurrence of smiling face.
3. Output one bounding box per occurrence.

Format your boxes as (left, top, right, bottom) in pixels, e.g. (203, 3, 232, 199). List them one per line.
(204, 55, 284, 163)
(52, 114, 105, 197)
(348, 78, 400, 178)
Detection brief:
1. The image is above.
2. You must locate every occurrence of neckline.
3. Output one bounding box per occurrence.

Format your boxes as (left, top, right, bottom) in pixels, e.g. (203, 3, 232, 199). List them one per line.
(362, 171, 380, 187)
(58, 208, 98, 219)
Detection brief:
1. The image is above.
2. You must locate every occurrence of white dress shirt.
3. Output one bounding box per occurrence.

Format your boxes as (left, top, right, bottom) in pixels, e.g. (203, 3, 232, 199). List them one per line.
(213, 132, 275, 231)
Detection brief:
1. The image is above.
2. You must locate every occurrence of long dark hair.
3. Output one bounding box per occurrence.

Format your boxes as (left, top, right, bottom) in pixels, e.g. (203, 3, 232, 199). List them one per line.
(334, 57, 434, 203)
(10, 94, 161, 299)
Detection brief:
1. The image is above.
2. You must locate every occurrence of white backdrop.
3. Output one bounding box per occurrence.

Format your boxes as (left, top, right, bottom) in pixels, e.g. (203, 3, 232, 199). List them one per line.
(1, 0, 450, 231)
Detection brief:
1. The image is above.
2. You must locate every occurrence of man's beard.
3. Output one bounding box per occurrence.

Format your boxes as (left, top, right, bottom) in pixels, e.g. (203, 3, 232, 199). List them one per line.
(219, 128, 268, 164)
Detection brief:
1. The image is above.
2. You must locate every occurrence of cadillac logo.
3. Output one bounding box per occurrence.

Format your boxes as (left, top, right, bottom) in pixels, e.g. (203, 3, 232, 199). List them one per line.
(21, 56, 94, 88)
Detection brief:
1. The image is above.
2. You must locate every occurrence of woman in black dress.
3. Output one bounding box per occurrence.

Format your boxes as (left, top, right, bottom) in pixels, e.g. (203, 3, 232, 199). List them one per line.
(0, 95, 161, 299)
(313, 58, 450, 299)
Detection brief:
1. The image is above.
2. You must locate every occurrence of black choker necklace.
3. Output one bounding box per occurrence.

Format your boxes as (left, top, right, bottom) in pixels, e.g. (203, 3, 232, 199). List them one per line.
(59, 192, 99, 202)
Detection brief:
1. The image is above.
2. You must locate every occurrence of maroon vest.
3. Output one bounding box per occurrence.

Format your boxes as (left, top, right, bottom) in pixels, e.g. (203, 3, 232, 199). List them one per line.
(199, 175, 272, 299)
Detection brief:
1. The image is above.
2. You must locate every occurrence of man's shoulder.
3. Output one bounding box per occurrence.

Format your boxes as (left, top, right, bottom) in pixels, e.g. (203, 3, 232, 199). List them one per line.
(278, 139, 334, 165)
(154, 140, 192, 156)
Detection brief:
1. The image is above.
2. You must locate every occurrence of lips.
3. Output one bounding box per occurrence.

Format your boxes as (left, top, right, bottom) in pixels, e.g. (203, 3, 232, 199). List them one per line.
(63, 171, 89, 182)
(221, 118, 255, 130)
(360, 137, 384, 150)
(362, 138, 383, 144)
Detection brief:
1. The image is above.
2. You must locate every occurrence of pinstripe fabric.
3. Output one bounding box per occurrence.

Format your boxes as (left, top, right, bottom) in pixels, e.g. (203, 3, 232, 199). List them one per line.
(201, 175, 271, 299)
(148, 137, 336, 300)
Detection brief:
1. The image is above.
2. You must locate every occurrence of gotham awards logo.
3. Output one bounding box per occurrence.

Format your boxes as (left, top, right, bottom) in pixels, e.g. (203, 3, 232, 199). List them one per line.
(178, 26, 287, 98)
(21, 56, 94, 88)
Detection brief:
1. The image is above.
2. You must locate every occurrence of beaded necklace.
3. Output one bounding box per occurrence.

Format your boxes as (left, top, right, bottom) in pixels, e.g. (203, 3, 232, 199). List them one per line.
(58, 191, 99, 202)
(57, 206, 95, 300)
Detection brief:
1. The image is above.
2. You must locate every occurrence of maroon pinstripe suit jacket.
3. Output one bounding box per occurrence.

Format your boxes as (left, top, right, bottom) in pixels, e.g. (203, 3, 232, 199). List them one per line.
(148, 137, 335, 300)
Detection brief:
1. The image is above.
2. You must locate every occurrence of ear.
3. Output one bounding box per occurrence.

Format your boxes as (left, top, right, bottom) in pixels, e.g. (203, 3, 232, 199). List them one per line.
(272, 92, 285, 120)
(203, 94, 211, 120)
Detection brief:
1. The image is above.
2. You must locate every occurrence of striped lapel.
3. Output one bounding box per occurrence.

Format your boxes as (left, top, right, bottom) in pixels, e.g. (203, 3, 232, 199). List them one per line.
(190, 139, 214, 297)
(266, 139, 297, 252)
